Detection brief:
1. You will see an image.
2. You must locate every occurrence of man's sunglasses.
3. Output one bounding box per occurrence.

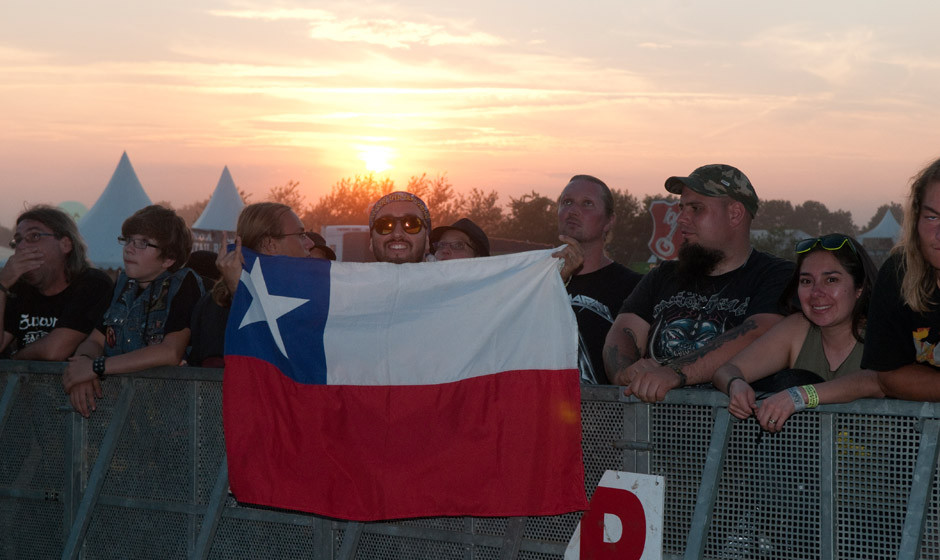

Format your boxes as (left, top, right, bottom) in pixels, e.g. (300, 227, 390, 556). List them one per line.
(372, 215, 424, 236)
(795, 234, 855, 254)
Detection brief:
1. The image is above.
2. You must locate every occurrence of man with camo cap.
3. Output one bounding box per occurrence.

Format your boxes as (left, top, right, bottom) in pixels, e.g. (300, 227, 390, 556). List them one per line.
(603, 164, 793, 401)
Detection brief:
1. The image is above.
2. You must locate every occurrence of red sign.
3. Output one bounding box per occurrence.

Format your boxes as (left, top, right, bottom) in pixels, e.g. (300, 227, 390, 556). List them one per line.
(647, 200, 682, 261)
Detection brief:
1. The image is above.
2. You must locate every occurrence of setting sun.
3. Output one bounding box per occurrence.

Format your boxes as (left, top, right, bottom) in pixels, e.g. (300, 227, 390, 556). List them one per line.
(357, 145, 395, 173)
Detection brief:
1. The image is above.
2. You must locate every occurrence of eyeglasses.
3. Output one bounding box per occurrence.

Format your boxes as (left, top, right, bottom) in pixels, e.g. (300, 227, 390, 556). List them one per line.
(118, 236, 161, 250)
(795, 234, 856, 255)
(433, 241, 474, 253)
(9, 232, 57, 248)
(372, 215, 424, 236)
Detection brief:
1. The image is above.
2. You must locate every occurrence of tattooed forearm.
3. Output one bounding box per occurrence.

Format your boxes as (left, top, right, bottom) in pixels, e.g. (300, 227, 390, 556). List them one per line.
(603, 328, 641, 377)
(671, 318, 758, 367)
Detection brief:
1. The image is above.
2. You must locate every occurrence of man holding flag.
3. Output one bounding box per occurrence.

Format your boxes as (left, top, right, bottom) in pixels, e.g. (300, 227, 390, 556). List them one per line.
(222, 241, 588, 520)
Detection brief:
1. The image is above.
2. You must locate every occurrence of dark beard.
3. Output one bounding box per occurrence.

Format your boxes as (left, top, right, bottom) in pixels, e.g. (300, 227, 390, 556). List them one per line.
(676, 242, 724, 288)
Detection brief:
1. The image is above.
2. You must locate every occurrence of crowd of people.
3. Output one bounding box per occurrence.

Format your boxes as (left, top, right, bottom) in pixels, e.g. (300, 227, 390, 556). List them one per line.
(2, 158, 940, 427)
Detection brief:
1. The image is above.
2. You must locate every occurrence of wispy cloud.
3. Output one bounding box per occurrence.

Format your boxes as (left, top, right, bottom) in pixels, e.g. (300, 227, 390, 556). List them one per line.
(745, 25, 878, 86)
(211, 6, 505, 49)
(637, 42, 671, 50)
(0, 45, 50, 63)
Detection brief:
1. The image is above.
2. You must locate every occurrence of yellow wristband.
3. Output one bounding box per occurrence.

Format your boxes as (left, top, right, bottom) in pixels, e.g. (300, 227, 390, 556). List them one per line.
(802, 384, 819, 408)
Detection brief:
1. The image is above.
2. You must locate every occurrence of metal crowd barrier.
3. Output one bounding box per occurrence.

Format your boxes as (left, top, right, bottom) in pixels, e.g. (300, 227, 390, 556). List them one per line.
(2, 359, 940, 559)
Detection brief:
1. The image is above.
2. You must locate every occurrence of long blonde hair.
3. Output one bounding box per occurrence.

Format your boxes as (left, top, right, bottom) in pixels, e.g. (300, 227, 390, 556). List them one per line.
(897, 158, 940, 312)
(211, 202, 293, 306)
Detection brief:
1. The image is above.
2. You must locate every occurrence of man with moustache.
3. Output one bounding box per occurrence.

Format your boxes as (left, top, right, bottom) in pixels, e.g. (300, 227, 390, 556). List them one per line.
(558, 175, 642, 384)
(603, 164, 793, 402)
(369, 191, 432, 264)
(0, 206, 113, 360)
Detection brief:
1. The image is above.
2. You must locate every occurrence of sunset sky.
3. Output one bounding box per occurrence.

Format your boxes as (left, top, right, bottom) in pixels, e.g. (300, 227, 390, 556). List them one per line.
(3, 0, 940, 229)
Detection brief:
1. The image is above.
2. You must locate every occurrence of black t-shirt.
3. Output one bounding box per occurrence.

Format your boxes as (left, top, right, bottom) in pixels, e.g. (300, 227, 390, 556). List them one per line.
(2, 268, 113, 356)
(620, 250, 794, 363)
(567, 262, 642, 384)
(187, 290, 230, 367)
(862, 253, 940, 371)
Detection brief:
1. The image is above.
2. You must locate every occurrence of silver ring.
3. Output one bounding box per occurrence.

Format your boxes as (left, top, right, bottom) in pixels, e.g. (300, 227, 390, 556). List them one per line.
(769, 419, 777, 424)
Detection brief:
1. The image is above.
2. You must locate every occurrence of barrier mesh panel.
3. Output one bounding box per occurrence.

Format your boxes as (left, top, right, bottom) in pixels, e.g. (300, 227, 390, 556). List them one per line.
(83, 378, 127, 472)
(11, 367, 940, 558)
(581, 399, 629, 496)
(84, 505, 191, 559)
(925, 456, 940, 560)
(101, 378, 195, 502)
(708, 413, 822, 559)
(356, 532, 471, 559)
(0, 497, 63, 560)
(196, 381, 225, 504)
(518, 553, 563, 560)
(399, 517, 471, 532)
(0, 374, 66, 491)
(208, 517, 316, 559)
(650, 403, 712, 556)
(836, 413, 917, 559)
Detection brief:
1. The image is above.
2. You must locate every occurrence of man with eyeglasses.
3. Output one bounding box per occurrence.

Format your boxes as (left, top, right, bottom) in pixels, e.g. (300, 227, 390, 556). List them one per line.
(557, 175, 642, 385)
(369, 192, 433, 264)
(603, 164, 794, 402)
(0, 206, 113, 360)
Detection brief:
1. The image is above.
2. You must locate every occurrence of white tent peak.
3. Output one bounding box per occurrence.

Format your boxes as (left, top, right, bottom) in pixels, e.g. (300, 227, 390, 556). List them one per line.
(79, 152, 152, 269)
(858, 210, 901, 243)
(192, 166, 244, 231)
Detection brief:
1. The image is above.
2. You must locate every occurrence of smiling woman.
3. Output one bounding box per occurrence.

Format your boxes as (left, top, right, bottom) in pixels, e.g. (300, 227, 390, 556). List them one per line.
(357, 145, 395, 173)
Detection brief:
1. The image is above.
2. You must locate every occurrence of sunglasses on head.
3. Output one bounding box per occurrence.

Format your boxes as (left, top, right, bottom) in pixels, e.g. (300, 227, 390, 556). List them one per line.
(372, 215, 424, 235)
(795, 234, 855, 254)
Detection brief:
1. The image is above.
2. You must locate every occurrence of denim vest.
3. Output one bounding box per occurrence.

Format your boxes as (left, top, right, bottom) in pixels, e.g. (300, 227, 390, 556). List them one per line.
(102, 268, 199, 357)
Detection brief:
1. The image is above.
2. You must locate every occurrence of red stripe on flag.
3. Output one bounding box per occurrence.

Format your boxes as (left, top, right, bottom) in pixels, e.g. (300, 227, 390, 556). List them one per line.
(223, 355, 587, 520)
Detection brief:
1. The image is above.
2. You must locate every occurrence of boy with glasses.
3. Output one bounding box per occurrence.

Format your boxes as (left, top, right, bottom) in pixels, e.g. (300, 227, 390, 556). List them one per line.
(0, 206, 113, 360)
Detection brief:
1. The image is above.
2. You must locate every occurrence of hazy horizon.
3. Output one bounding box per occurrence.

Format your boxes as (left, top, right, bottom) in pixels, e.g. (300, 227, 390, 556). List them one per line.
(0, 151, 911, 231)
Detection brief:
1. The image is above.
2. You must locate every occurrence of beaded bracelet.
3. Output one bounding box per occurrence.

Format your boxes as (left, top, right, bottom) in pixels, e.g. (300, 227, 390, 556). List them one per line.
(787, 387, 807, 412)
(802, 384, 819, 408)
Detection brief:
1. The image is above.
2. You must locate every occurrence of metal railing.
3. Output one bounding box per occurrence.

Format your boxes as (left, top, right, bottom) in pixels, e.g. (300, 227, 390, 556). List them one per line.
(2, 360, 940, 559)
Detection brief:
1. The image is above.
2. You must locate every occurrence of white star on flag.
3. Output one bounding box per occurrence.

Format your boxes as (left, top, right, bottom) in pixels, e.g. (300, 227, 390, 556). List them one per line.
(238, 258, 308, 357)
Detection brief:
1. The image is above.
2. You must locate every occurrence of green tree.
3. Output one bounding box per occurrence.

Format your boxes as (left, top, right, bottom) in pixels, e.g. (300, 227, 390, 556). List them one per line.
(606, 189, 646, 266)
(407, 173, 460, 228)
(752, 199, 796, 231)
(751, 229, 801, 260)
(268, 180, 308, 215)
(496, 191, 557, 244)
(303, 174, 395, 228)
(459, 188, 503, 236)
(176, 197, 209, 226)
(791, 200, 856, 237)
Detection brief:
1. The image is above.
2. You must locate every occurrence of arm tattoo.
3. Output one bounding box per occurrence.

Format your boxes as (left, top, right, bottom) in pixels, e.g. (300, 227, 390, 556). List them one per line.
(603, 328, 641, 374)
(671, 318, 758, 367)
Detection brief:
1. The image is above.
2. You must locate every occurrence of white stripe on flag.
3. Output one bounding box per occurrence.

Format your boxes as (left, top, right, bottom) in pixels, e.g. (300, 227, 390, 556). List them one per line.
(323, 249, 578, 386)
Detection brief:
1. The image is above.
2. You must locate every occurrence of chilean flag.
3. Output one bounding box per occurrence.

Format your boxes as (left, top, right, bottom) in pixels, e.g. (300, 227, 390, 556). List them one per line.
(223, 248, 586, 521)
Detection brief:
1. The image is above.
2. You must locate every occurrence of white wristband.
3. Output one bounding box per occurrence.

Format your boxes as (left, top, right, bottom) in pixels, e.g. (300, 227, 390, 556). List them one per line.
(787, 386, 807, 412)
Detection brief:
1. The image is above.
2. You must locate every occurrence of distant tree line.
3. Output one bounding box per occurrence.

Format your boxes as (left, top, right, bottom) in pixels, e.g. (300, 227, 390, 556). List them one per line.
(134, 175, 909, 267)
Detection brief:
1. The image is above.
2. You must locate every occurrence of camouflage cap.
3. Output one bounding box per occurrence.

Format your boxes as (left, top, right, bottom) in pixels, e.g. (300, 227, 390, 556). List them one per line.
(369, 191, 431, 231)
(664, 164, 759, 217)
